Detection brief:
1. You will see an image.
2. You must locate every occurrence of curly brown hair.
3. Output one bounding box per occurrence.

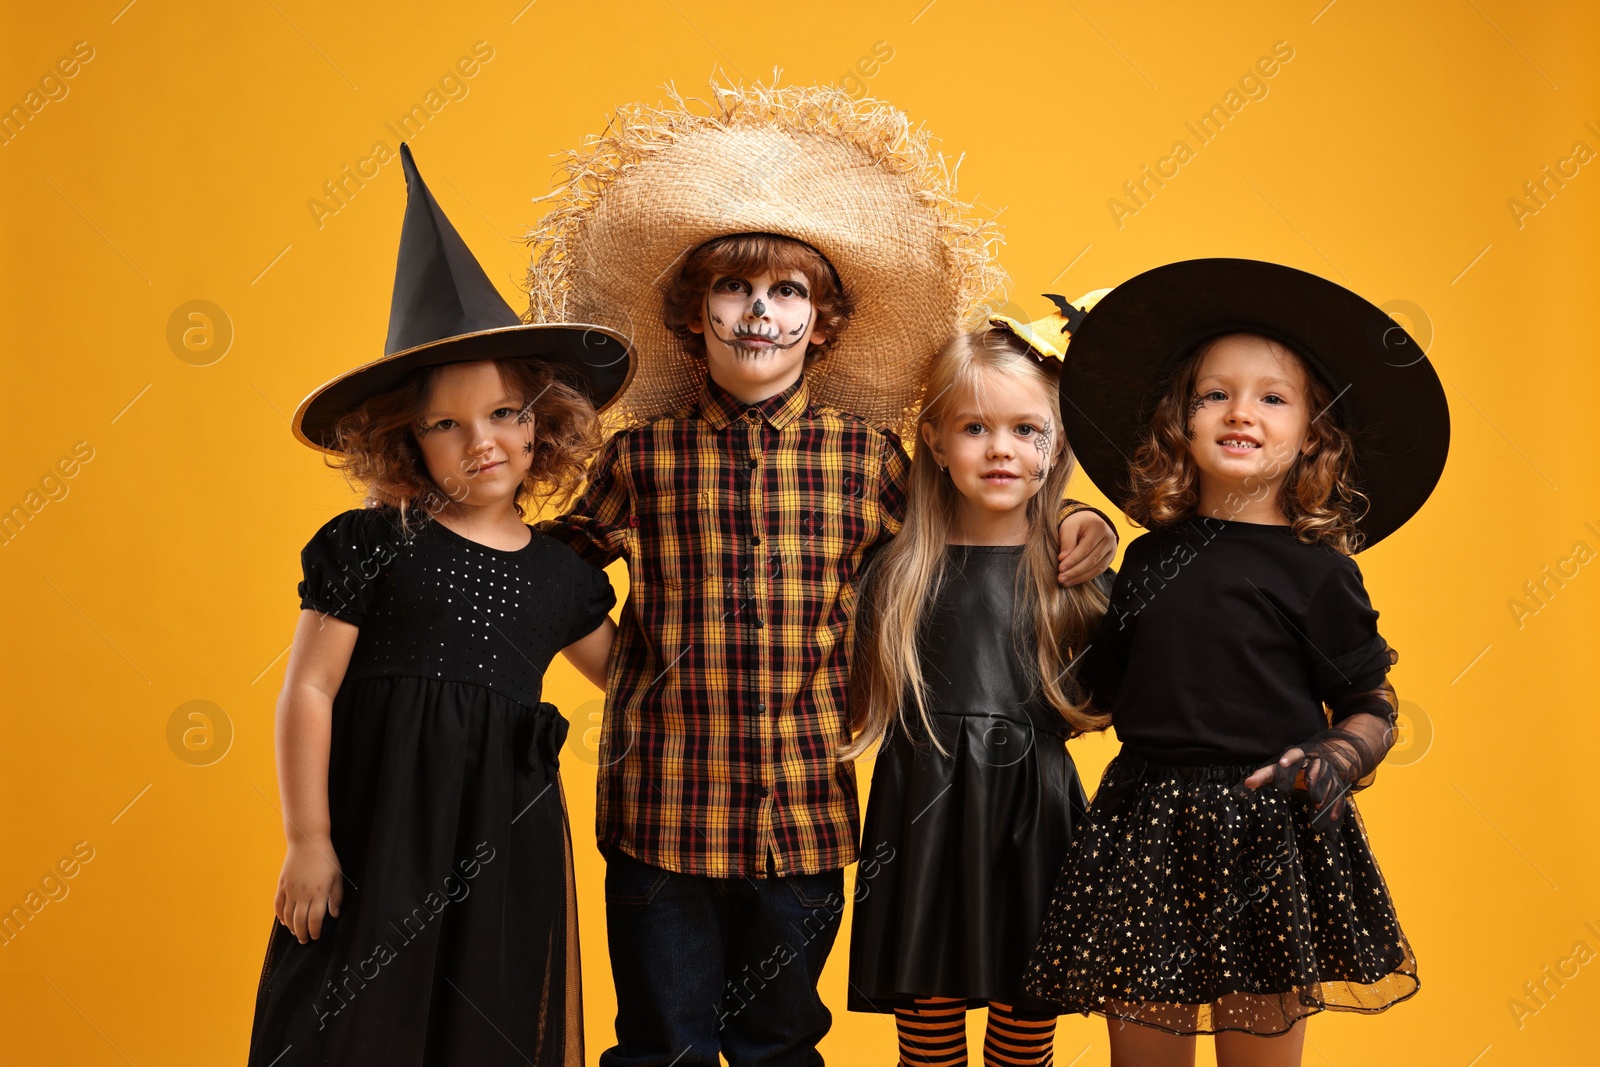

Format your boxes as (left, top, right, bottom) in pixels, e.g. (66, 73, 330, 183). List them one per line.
(663, 233, 853, 365)
(1124, 333, 1370, 554)
(328, 358, 602, 531)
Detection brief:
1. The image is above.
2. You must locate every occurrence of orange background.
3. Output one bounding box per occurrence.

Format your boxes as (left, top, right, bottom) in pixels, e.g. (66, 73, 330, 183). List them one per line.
(3, 1, 1597, 1064)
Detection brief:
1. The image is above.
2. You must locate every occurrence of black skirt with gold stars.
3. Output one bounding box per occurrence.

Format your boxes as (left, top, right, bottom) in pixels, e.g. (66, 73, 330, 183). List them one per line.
(1021, 754, 1418, 1036)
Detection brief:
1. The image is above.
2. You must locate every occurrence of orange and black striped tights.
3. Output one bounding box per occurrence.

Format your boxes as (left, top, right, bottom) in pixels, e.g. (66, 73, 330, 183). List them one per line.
(894, 997, 1057, 1067)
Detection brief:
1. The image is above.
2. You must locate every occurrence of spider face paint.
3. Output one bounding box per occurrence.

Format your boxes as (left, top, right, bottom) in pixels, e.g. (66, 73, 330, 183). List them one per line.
(691, 268, 825, 402)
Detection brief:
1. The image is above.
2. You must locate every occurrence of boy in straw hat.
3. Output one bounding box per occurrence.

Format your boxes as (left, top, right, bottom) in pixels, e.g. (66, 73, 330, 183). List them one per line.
(528, 82, 1116, 1067)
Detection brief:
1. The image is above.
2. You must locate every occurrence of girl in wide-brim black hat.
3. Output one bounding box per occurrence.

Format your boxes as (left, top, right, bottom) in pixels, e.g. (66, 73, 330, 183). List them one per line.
(248, 144, 632, 1067)
(1022, 259, 1447, 1062)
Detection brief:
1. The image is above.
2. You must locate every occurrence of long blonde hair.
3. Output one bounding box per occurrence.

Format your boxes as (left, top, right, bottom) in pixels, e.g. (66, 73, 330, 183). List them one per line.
(842, 328, 1110, 759)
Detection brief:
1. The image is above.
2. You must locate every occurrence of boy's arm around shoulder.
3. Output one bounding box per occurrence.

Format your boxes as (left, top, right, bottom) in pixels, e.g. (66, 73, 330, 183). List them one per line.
(537, 430, 633, 569)
(1057, 498, 1119, 586)
(873, 427, 912, 537)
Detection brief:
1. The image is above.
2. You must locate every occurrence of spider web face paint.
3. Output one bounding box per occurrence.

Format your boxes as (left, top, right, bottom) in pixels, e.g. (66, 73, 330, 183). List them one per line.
(1031, 421, 1054, 481)
(1184, 393, 1205, 440)
(517, 401, 537, 458)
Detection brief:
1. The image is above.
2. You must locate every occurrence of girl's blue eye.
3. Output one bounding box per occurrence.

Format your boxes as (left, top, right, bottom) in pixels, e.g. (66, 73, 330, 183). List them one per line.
(1016, 424, 1036, 436)
(963, 423, 985, 435)
(1203, 390, 1226, 402)
(1261, 394, 1286, 405)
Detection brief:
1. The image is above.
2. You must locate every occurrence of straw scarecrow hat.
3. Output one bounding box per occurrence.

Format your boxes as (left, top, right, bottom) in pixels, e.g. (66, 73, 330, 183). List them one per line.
(525, 81, 1007, 435)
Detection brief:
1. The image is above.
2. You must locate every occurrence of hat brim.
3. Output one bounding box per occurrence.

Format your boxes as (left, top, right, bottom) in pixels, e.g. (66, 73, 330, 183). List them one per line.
(293, 323, 635, 454)
(1060, 259, 1449, 551)
(526, 84, 1007, 436)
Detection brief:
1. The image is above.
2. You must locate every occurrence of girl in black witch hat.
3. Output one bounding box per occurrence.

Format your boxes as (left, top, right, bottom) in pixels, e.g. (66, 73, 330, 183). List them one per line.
(1022, 259, 1446, 1064)
(247, 144, 633, 1067)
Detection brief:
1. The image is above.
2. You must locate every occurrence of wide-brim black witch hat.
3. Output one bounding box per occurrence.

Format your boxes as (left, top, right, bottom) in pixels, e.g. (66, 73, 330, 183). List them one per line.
(293, 143, 634, 453)
(1060, 258, 1449, 551)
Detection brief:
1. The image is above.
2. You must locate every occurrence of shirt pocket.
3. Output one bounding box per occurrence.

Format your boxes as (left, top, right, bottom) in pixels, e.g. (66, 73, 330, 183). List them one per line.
(636, 488, 724, 590)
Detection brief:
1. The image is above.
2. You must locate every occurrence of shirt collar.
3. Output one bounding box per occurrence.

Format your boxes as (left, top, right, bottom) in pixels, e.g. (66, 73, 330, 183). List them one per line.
(698, 375, 809, 431)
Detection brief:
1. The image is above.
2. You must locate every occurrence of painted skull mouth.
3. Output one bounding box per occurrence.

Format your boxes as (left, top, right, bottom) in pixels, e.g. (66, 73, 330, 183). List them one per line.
(732, 326, 781, 344)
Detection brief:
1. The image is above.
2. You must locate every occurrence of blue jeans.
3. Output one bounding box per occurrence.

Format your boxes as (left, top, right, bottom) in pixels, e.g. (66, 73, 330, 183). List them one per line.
(599, 848, 846, 1067)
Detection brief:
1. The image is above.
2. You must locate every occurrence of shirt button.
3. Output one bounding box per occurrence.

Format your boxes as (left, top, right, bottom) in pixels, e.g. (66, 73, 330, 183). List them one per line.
(746, 409, 760, 421)
(753, 618, 764, 628)
(756, 785, 770, 798)
(747, 459, 758, 469)
(751, 536, 761, 546)
(756, 703, 767, 713)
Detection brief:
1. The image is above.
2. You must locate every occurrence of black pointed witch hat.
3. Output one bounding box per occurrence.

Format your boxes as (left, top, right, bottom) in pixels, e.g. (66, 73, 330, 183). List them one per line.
(293, 143, 634, 453)
(1060, 258, 1449, 551)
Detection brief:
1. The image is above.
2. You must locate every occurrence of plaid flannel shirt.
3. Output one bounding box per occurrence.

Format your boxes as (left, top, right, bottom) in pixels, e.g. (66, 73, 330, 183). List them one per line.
(542, 375, 1105, 878)
(540, 377, 904, 877)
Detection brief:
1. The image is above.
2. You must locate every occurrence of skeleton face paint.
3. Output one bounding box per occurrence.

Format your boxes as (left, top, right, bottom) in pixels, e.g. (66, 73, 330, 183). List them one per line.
(691, 268, 823, 402)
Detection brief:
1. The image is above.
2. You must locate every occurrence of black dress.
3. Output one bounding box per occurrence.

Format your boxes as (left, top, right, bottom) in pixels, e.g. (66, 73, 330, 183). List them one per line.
(1023, 517, 1418, 1036)
(248, 507, 614, 1067)
(849, 545, 1092, 1013)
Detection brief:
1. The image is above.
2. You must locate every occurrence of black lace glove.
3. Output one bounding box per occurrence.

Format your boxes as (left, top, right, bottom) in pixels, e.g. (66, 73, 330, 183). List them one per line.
(1242, 681, 1399, 830)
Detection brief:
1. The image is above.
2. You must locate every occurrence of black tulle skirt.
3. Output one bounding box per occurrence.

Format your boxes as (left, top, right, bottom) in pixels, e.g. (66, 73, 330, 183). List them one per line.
(248, 676, 583, 1067)
(1022, 753, 1417, 1036)
(849, 709, 1087, 1013)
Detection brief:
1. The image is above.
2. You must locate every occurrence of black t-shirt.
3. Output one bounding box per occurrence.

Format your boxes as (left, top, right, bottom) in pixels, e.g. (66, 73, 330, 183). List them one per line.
(1075, 516, 1393, 765)
(298, 507, 615, 709)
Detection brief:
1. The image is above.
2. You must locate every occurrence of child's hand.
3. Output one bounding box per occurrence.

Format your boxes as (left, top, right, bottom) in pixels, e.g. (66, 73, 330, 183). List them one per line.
(1240, 749, 1308, 792)
(1057, 511, 1117, 586)
(274, 838, 345, 944)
